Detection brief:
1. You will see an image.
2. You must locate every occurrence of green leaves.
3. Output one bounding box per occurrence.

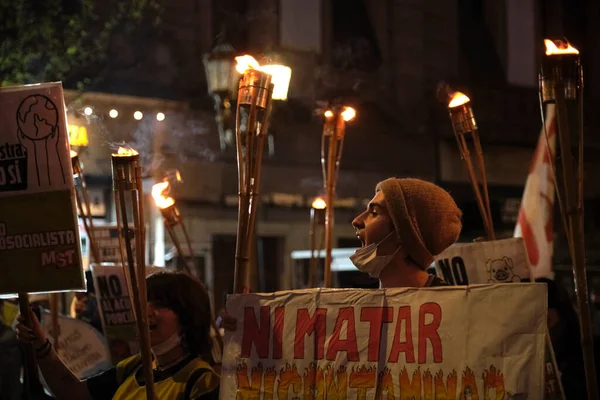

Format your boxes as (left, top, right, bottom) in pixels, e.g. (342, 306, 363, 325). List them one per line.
(0, 0, 163, 88)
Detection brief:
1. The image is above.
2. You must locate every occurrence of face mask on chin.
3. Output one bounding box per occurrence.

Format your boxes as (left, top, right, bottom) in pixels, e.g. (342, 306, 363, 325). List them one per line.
(152, 331, 182, 356)
(350, 231, 400, 279)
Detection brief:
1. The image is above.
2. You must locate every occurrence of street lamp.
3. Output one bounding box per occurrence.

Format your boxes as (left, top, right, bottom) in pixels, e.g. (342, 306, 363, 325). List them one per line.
(204, 42, 239, 151)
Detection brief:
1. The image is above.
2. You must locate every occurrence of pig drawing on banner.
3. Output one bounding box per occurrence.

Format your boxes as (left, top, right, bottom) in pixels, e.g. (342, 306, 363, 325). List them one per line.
(220, 284, 546, 399)
(486, 256, 521, 283)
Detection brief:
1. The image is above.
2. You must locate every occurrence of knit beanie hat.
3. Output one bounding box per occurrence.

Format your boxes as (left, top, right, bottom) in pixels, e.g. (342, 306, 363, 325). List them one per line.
(376, 178, 462, 268)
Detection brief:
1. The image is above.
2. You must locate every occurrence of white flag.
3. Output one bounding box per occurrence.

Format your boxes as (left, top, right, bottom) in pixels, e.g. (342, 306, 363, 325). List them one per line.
(514, 104, 557, 279)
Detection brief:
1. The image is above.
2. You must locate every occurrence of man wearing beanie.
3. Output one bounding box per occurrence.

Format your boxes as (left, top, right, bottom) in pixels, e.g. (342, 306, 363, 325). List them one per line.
(351, 178, 462, 287)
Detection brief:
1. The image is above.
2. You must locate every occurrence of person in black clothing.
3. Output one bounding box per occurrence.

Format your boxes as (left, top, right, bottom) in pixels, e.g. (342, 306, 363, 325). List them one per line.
(536, 278, 588, 399)
(351, 178, 462, 288)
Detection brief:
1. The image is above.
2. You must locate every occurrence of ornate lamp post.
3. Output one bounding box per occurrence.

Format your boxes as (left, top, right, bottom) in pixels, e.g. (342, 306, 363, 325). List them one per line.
(204, 43, 239, 151)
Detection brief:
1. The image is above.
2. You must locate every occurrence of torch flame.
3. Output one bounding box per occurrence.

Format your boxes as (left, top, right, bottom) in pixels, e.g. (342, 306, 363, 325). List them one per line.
(448, 92, 471, 108)
(235, 55, 292, 100)
(545, 39, 579, 55)
(235, 55, 260, 74)
(324, 110, 334, 118)
(312, 197, 326, 210)
(152, 181, 175, 209)
(113, 147, 139, 157)
(70, 150, 78, 158)
(341, 107, 356, 122)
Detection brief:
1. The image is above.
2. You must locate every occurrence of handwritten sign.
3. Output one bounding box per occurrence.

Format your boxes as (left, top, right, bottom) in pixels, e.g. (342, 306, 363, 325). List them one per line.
(0, 83, 83, 294)
(221, 284, 546, 398)
(433, 238, 531, 285)
(93, 225, 135, 264)
(434, 238, 564, 399)
(40, 309, 111, 379)
(91, 263, 161, 364)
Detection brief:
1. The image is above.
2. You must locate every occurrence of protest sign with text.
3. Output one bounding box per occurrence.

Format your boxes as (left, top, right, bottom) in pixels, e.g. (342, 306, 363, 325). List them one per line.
(221, 284, 546, 399)
(92, 225, 135, 264)
(0, 83, 83, 294)
(40, 309, 112, 379)
(433, 238, 531, 286)
(434, 239, 565, 399)
(91, 263, 161, 364)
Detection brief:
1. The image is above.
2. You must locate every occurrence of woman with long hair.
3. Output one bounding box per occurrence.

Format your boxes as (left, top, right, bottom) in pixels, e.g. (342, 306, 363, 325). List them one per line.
(16, 271, 220, 399)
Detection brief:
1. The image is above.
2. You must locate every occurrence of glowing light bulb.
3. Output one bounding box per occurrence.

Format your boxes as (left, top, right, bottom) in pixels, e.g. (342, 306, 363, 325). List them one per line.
(134, 111, 143, 120)
(109, 109, 118, 118)
(156, 112, 165, 121)
(84, 107, 93, 116)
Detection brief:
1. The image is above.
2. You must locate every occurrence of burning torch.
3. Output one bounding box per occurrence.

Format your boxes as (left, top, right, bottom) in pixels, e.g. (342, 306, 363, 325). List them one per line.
(231, 59, 274, 294)
(321, 105, 356, 287)
(540, 38, 597, 398)
(447, 92, 495, 240)
(308, 197, 326, 288)
(151, 176, 194, 274)
(111, 147, 155, 400)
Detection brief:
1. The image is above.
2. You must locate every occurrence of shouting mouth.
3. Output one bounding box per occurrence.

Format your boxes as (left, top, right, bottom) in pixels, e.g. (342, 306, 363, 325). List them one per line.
(356, 231, 365, 247)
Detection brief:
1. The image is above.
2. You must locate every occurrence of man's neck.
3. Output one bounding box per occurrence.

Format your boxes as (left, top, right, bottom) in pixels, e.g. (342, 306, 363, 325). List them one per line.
(379, 260, 431, 288)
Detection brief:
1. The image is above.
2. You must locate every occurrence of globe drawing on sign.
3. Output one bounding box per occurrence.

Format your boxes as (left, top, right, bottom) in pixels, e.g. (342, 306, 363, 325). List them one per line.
(16, 95, 59, 141)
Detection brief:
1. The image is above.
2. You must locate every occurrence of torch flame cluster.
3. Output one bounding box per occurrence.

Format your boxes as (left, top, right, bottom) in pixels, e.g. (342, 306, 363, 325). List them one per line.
(323, 107, 357, 122)
(235, 55, 292, 100)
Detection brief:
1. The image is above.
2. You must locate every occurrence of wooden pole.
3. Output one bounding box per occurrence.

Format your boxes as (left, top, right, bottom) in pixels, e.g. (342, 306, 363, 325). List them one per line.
(18, 293, 46, 398)
(308, 208, 318, 288)
(554, 86, 597, 399)
(323, 129, 338, 288)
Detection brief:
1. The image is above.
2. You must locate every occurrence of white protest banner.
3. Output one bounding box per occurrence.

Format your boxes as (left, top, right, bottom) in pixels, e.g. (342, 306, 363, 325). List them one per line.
(91, 263, 162, 364)
(434, 239, 564, 399)
(221, 284, 546, 399)
(433, 238, 531, 286)
(0, 83, 83, 294)
(40, 309, 112, 379)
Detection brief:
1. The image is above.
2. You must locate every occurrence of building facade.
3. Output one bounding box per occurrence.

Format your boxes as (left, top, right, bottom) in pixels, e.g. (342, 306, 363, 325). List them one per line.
(71, 0, 600, 310)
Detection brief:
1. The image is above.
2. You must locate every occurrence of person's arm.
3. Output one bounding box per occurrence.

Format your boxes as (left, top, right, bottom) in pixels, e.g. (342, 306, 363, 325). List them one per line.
(16, 311, 93, 400)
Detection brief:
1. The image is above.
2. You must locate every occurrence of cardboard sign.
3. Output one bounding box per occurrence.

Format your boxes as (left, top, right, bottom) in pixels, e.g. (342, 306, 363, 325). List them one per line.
(221, 285, 546, 399)
(93, 225, 135, 264)
(433, 238, 531, 285)
(40, 309, 112, 379)
(0, 83, 83, 294)
(91, 263, 161, 364)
